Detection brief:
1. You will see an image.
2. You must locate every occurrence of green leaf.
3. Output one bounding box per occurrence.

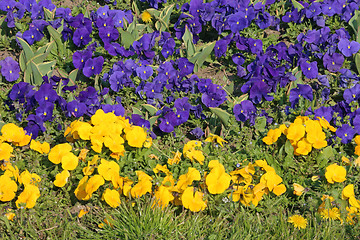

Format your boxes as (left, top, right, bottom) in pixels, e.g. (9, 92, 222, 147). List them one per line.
(141, 104, 158, 116)
(37, 60, 56, 75)
(284, 140, 294, 157)
(29, 61, 44, 86)
(292, 66, 303, 85)
(119, 29, 135, 49)
(24, 66, 32, 83)
(209, 107, 230, 126)
(254, 116, 267, 132)
(316, 146, 334, 169)
(68, 69, 79, 85)
(224, 80, 234, 95)
(47, 25, 65, 57)
(17, 37, 34, 62)
(291, 0, 304, 10)
(31, 42, 54, 64)
(146, 8, 160, 18)
(183, 26, 196, 58)
(355, 53, 360, 75)
(132, 0, 140, 16)
(190, 41, 215, 72)
(44, 7, 56, 20)
(148, 116, 159, 126)
(233, 94, 248, 105)
(19, 51, 26, 72)
(349, 10, 360, 36)
(155, 4, 175, 32)
(132, 107, 144, 116)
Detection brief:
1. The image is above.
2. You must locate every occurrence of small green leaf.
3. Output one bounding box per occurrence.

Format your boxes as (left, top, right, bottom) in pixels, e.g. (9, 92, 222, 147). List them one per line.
(141, 104, 158, 116)
(291, 0, 304, 10)
(355, 53, 360, 75)
(119, 29, 135, 49)
(47, 25, 64, 57)
(132, 107, 144, 116)
(190, 41, 215, 71)
(146, 8, 160, 18)
(285, 140, 294, 156)
(316, 146, 334, 168)
(19, 51, 26, 72)
(44, 7, 56, 20)
(209, 107, 230, 126)
(183, 26, 196, 58)
(37, 60, 56, 76)
(68, 69, 79, 85)
(29, 61, 44, 86)
(254, 116, 267, 132)
(148, 115, 159, 126)
(349, 10, 360, 35)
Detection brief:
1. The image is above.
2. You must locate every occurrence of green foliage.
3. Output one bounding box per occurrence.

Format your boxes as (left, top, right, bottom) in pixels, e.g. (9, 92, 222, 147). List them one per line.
(17, 37, 56, 86)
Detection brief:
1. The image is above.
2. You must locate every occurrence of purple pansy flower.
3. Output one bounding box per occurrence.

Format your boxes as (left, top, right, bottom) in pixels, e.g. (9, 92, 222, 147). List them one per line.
(336, 124, 355, 144)
(0, 57, 20, 82)
(83, 56, 104, 77)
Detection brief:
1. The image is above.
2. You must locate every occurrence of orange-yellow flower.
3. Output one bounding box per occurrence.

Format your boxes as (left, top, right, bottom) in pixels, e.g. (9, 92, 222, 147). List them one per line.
(205, 133, 227, 147)
(181, 187, 207, 212)
(102, 188, 121, 208)
(98, 159, 120, 181)
(1, 123, 31, 146)
(153, 185, 174, 209)
(141, 10, 152, 23)
(0, 142, 13, 162)
(288, 215, 307, 229)
(19, 170, 41, 186)
(48, 143, 72, 164)
(175, 167, 201, 192)
(206, 160, 231, 194)
(85, 175, 105, 197)
(325, 164, 346, 184)
(167, 151, 182, 165)
(286, 123, 305, 143)
(30, 140, 50, 154)
(16, 184, 40, 209)
(53, 170, 70, 188)
(293, 183, 305, 196)
(61, 152, 79, 170)
(0, 175, 18, 202)
(125, 126, 147, 148)
(262, 128, 282, 145)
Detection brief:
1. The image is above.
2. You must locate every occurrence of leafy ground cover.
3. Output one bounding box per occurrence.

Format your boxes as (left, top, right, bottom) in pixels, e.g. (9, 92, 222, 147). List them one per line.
(1, 0, 360, 239)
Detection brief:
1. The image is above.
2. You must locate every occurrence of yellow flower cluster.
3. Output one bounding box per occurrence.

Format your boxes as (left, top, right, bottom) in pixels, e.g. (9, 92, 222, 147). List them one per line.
(230, 160, 286, 206)
(342, 184, 360, 224)
(263, 116, 336, 155)
(183, 140, 205, 165)
(317, 165, 360, 224)
(354, 135, 360, 156)
(0, 123, 43, 210)
(64, 109, 152, 159)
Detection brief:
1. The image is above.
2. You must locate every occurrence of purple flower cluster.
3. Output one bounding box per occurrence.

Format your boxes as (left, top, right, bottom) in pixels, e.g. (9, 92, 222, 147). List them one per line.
(7, 76, 125, 138)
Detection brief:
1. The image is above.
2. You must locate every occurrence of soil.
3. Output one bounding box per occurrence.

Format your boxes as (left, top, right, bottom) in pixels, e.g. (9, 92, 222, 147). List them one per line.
(0, 50, 19, 61)
(55, 0, 98, 12)
(195, 63, 237, 87)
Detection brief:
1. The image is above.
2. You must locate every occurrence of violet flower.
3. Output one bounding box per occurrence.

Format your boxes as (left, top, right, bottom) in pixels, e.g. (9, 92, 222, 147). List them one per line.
(0, 57, 20, 82)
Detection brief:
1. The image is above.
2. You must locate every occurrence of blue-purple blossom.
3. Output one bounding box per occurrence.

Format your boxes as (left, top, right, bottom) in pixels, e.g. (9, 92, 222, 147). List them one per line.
(338, 39, 360, 57)
(289, 84, 313, 108)
(0, 57, 20, 82)
(83, 56, 104, 77)
(233, 100, 257, 124)
(336, 124, 355, 144)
